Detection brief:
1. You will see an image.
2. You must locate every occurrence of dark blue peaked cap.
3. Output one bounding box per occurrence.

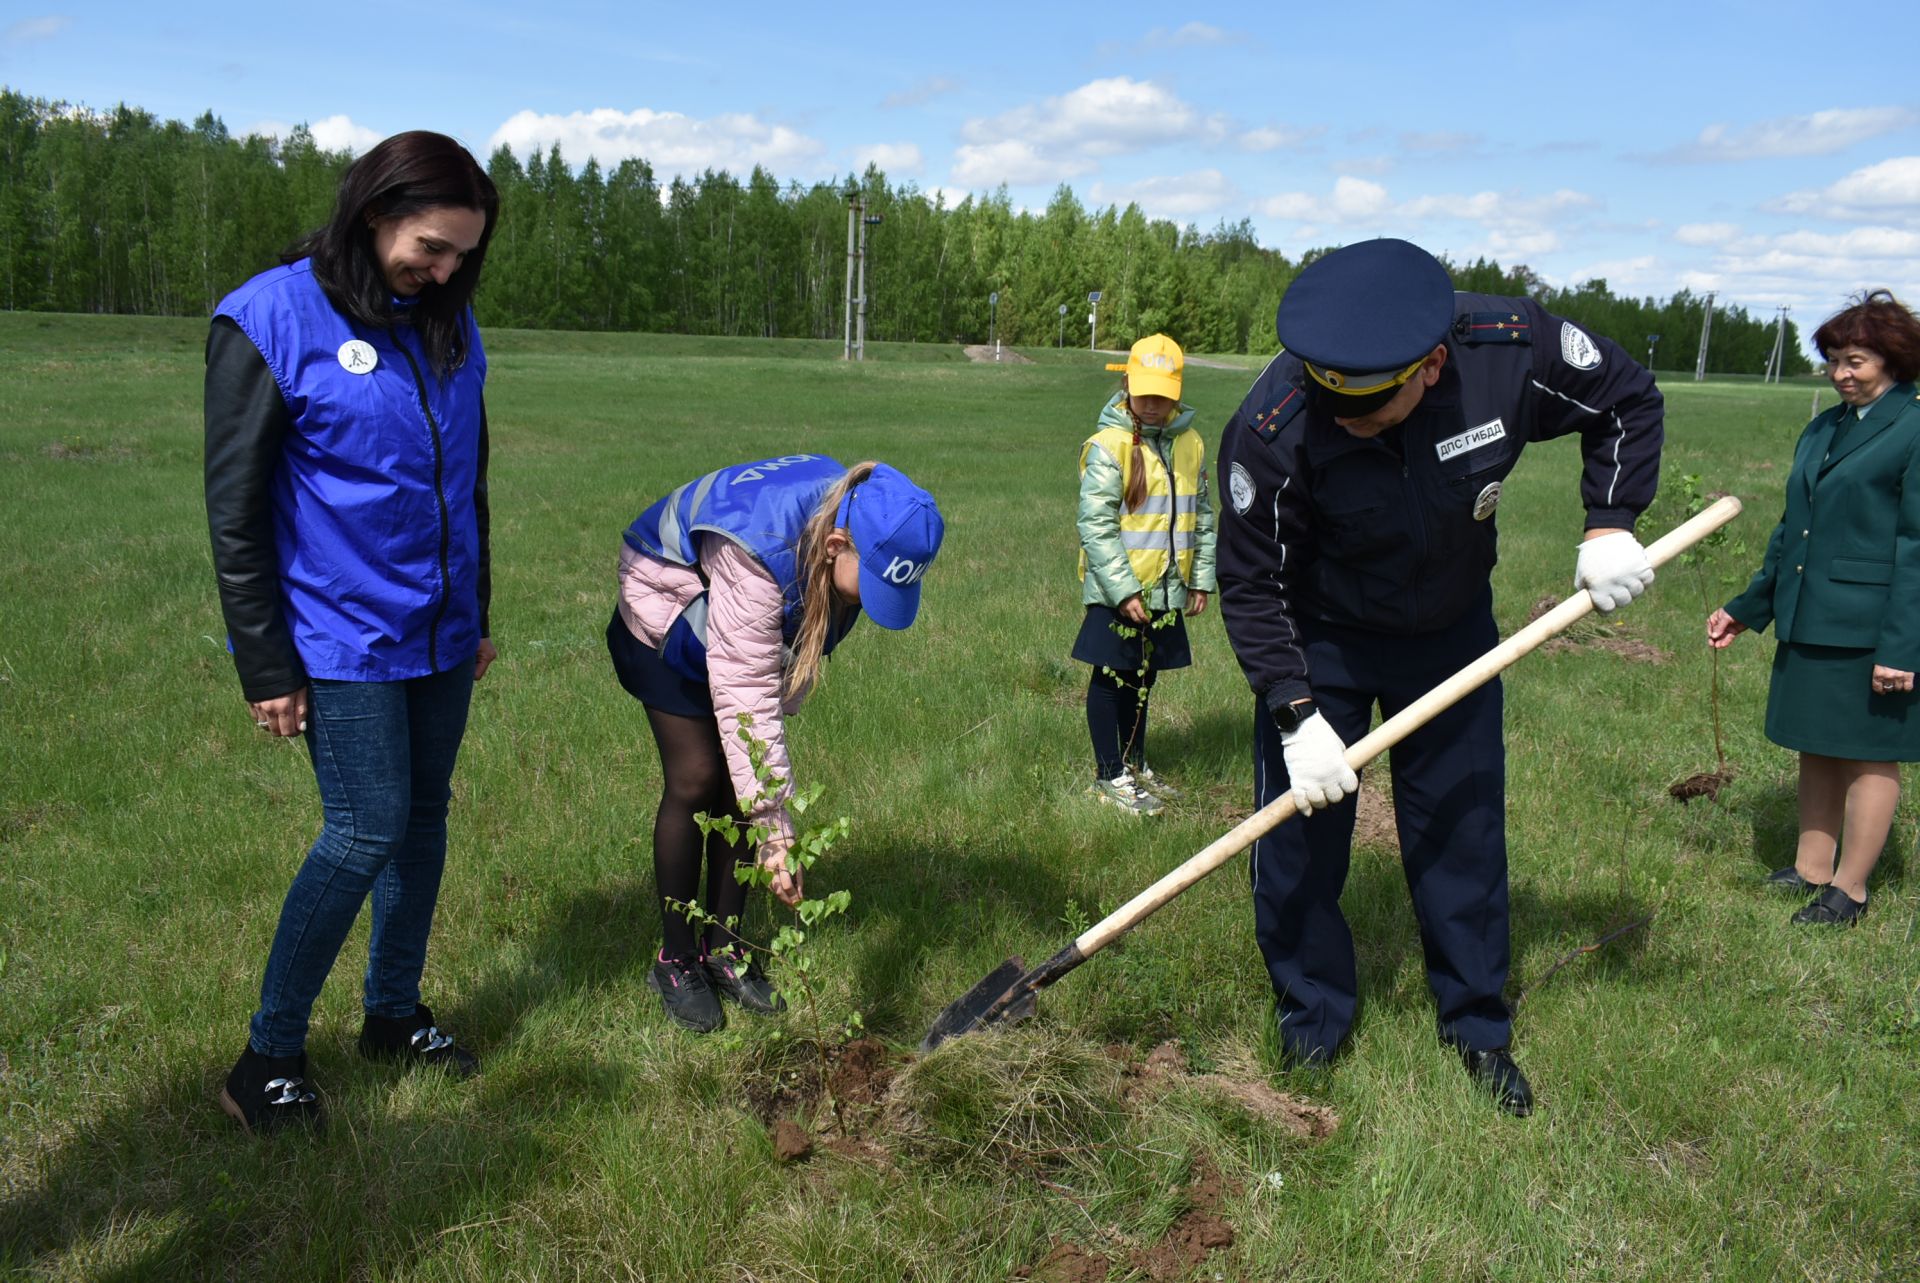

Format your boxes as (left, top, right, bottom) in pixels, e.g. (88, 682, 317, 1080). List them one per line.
(1276, 239, 1455, 407)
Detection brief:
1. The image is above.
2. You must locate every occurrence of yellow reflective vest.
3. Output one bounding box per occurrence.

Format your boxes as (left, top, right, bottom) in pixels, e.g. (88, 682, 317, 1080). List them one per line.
(1078, 397, 1217, 609)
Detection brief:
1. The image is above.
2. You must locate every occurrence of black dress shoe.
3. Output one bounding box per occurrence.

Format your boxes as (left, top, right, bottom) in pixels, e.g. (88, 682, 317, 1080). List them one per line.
(1791, 885, 1868, 926)
(1461, 1046, 1534, 1118)
(358, 1002, 480, 1077)
(1766, 865, 1828, 894)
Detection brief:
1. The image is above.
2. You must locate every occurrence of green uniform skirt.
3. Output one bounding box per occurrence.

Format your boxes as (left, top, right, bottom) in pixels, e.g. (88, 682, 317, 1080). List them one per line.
(1766, 641, 1920, 761)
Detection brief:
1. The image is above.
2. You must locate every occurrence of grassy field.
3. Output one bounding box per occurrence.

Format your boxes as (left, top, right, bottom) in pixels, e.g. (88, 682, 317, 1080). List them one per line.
(1, 313, 1915, 1281)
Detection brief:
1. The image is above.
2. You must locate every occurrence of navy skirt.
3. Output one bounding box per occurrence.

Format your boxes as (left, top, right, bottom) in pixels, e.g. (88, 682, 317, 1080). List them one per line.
(1070, 604, 1193, 673)
(607, 609, 714, 719)
(1766, 641, 1920, 761)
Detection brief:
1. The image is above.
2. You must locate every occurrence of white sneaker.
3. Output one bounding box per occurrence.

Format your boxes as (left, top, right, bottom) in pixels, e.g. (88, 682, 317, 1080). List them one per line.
(1132, 766, 1181, 801)
(1088, 772, 1164, 816)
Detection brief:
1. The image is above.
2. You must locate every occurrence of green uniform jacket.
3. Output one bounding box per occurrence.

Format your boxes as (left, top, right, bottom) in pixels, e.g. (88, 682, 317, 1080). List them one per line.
(1724, 382, 1920, 672)
(1078, 394, 1219, 610)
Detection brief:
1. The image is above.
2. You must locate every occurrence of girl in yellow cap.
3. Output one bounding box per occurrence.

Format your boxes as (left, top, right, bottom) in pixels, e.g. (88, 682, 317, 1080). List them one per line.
(1073, 334, 1218, 814)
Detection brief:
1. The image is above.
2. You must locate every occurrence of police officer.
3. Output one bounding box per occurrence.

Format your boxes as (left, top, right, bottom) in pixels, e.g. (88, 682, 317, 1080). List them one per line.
(1215, 239, 1664, 1116)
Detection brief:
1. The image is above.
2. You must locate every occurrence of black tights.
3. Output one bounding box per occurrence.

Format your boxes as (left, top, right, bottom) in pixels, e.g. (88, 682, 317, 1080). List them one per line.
(642, 705, 754, 961)
(1086, 665, 1159, 780)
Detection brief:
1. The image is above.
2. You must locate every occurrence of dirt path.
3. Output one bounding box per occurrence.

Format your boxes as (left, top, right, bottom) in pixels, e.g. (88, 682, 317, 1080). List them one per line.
(962, 344, 1034, 365)
(963, 344, 1245, 370)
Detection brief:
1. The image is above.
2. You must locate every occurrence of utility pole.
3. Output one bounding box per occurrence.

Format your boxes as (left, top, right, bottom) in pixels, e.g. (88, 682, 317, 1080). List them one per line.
(989, 291, 999, 359)
(855, 210, 881, 361)
(1764, 305, 1790, 383)
(1646, 333, 1661, 369)
(1693, 291, 1715, 382)
(1058, 302, 1067, 348)
(842, 185, 858, 361)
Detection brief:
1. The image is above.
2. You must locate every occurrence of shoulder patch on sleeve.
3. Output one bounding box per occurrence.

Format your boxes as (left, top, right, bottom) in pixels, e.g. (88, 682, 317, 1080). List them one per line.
(1229, 462, 1255, 514)
(1452, 310, 1532, 346)
(1246, 384, 1305, 443)
(1558, 320, 1602, 369)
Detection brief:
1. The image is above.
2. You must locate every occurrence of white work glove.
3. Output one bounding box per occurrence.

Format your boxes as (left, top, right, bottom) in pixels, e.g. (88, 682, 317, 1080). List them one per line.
(1280, 712, 1359, 815)
(1574, 531, 1655, 613)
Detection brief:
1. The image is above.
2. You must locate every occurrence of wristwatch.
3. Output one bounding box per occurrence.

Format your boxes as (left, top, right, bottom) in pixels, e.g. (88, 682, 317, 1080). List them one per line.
(1272, 698, 1317, 734)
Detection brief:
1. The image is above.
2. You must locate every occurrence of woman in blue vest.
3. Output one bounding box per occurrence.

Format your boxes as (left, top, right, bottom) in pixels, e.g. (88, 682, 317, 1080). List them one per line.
(204, 131, 498, 1132)
(1708, 290, 1920, 925)
(609, 456, 945, 1032)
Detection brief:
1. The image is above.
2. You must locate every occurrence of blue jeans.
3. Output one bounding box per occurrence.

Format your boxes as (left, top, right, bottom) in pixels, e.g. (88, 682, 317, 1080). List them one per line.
(249, 665, 474, 1056)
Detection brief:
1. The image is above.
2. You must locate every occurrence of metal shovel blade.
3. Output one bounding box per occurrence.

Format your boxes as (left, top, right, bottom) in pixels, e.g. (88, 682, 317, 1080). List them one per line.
(918, 956, 1036, 1053)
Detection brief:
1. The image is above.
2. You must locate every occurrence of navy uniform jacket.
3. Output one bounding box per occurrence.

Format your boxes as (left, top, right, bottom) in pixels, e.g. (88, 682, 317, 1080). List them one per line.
(1217, 293, 1664, 711)
(1723, 383, 1920, 670)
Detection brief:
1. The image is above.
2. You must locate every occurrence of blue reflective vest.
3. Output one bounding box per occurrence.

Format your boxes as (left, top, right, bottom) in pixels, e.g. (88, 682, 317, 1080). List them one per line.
(214, 260, 486, 680)
(624, 454, 858, 681)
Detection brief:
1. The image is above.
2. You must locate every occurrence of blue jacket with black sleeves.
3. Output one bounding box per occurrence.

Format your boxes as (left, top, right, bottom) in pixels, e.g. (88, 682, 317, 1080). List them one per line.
(205, 259, 490, 701)
(1215, 293, 1664, 713)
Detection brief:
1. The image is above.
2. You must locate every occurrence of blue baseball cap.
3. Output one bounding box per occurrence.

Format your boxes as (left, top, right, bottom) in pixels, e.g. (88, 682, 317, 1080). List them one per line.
(1276, 238, 1455, 415)
(835, 464, 944, 630)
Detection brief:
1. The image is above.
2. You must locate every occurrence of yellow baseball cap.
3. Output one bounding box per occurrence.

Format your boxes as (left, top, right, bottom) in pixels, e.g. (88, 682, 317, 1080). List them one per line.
(1105, 333, 1184, 401)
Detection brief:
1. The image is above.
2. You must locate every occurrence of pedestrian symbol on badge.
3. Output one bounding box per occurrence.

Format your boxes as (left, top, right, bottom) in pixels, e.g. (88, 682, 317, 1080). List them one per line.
(337, 340, 377, 374)
(1472, 481, 1502, 521)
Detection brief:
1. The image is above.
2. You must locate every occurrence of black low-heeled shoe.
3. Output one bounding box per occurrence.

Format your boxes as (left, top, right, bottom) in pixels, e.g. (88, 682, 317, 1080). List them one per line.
(1790, 885, 1868, 926)
(1766, 865, 1829, 894)
(358, 1002, 480, 1077)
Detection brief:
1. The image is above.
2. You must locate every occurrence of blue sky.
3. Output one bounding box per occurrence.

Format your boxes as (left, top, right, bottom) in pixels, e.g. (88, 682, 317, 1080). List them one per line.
(6, 2, 1918, 343)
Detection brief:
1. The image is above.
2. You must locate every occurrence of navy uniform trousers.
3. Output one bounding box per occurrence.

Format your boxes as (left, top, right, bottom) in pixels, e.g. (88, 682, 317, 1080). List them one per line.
(1249, 590, 1511, 1061)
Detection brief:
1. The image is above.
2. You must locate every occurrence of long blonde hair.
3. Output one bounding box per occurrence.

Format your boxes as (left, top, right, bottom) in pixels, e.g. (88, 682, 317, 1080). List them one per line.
(787, 460, 878, 699)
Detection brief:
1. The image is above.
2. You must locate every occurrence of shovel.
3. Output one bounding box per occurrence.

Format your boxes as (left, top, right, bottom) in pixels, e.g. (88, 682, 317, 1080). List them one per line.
(921, 495, 1743, 1053)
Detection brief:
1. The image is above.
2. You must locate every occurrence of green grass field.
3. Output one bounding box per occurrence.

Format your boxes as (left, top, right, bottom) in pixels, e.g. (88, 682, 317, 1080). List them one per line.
(1, 314, 1915, 1281)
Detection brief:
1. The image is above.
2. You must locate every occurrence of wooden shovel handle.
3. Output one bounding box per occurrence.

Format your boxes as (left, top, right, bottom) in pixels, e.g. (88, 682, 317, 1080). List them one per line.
(1073, 495, 1743, 959)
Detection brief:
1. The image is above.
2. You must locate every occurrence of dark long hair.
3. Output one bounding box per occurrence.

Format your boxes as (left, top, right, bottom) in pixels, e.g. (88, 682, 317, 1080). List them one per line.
(285, 130, 499, 376)
(1813, 290, 1920, 384)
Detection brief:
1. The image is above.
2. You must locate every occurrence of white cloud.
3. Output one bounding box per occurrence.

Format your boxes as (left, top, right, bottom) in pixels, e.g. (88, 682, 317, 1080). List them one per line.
(1257, 180, 1595, 242)
(1090, 169, 1239, 219)
(1399, 131, 1482, 154)
(853, 143, 923, 175)
(1563, 255, 1662, 292)
(1768, 156, 1920, 220)
(952, 139, 1092, 186)
(1100, 21, 1245, 55)
(1652, 107, 1920, 163)
(1148, 21, 1234, 47)
(1332, 154, 1394, 177)
(489, 107, 825, 175)
(4, 15, 68, 44)
(1661, 227, 1920, 319)
(881, 76, 961, 110)
(1673, 222, 1742, 247)
(1240, 124, 1322, 152)
(244, 114, 385, 155)
(961, 77, 1223, 157)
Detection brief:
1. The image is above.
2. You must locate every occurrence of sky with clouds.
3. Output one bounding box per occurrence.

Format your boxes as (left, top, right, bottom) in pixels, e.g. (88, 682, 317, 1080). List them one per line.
(6, 2, 1918, 344)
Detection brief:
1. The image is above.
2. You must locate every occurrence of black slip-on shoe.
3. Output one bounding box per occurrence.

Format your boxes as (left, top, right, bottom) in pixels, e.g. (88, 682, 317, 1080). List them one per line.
(358, 1002, 480, 1078)
(704, 948, 786, 1015)
(1791, 885, 1868, 926)
(1461, 1046, 1534, 1118)
(220, 1046, 323, 1135)
(648, 955, 725, 1033)
(1766, 865, 1829, 894)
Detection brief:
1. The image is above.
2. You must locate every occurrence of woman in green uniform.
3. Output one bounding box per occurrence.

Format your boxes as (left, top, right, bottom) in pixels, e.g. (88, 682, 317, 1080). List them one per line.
(1708, 290, 1920, 925)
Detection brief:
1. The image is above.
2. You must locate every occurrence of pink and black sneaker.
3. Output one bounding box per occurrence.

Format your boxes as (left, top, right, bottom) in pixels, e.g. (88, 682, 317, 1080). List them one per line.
(647, 952, 725, 1033)
(703, 947, 786, 1015)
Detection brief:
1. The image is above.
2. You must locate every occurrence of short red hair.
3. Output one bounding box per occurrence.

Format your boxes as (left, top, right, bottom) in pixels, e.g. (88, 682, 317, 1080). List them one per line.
(1813, 290, 1920, 383)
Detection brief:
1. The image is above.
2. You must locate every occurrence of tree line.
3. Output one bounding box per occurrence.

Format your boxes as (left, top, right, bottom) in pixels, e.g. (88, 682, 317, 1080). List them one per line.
(0, 90, 1811, 374)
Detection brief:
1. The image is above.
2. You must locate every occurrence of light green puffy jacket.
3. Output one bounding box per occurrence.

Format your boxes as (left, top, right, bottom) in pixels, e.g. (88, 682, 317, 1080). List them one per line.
(1077, 392, 1218, 610)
